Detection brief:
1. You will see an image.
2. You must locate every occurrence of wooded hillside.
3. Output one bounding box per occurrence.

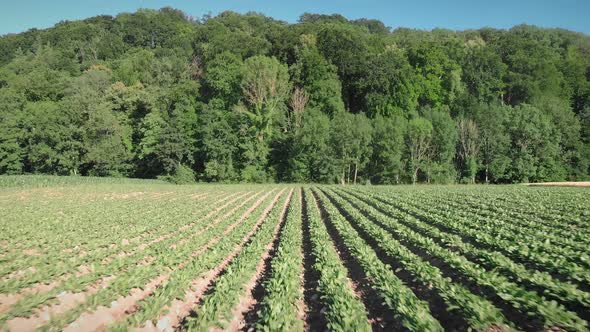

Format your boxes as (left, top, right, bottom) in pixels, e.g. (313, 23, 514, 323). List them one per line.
(1, 8, 589, 184)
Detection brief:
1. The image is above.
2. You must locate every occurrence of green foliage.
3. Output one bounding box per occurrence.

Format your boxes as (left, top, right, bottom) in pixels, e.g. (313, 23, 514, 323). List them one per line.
(290, 35, 345, 116)
(0, 89, 26, 174)
(159, 163, 195, 184)
(473, 103, 511, 182)
(288, 108, 335, 182)
(422, 107, 458, 183)
(82, 103, 133, 177)
(360, 47, 419, 116)
(236, 55, 291, 180)
(316, 23, 370, 110)
(1, 181, 590, 330)
(0, 9, 588, 183)
(197, 99, 239, 182)
(461, 45, 506, 103)
(329, 112, 373, 184)
(203, 52, 244, 106)
(406, 117, 433, 183)
(506, 104, 565, 182)
(369, 114, 407, 184)
(194, 11, 274, 62)
(22, 101, 84, 175)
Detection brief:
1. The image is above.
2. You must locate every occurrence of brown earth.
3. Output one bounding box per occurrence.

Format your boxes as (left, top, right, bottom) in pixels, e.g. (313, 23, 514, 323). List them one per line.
(222, 189, 294, 332)
(60, 190, 279, 332)
(134, 189, 286, 332)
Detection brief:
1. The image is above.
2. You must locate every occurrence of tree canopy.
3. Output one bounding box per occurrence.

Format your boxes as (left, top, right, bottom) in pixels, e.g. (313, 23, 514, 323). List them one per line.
(1, 8, 589, 183)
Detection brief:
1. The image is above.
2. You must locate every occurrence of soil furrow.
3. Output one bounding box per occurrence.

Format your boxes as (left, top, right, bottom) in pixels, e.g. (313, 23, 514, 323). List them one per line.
(56, 191, 277, 332)
(6, 276, 116, 332)
(300, 188, 326, 332)
(228, 188, 294, 332)
(310, 189, 399, 331)
(0, 192, 250, 317)
(134, 189, 286, 332)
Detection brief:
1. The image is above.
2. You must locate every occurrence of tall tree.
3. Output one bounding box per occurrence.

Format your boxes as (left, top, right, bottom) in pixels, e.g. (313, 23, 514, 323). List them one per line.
(461, 45, 506, 103)
(290, 34, 345, 116)
(423, 108, 458, 183)
(330, 112, 373, 184)
(316, 23, 369, 112)
(82, 103, 133, 176)
(406, 117, 433, 184)
(369, 114, 407, 184)
(0, 89, 26, 174)
(288, 107, 335, 182)
(456, 118, 480, 183)
(506, 104, 565, 182)
(197, 99, 239, 182)
(473, 103, 510, 183)
(360, 48, 419, 116)
(235, 55, 291, 181)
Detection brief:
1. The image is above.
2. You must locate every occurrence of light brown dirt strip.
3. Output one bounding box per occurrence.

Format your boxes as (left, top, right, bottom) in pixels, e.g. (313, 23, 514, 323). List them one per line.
(0, 193, 247, 311)
(109, 192, 243, 253)
(1, 267, 37, 282)
(221, 189, 294, 332)
(6, 192, 227, 271)
(5, 276, 116, 332)
(184, 190, 276, 261)
(0, 259, 115, 315)
(113, 192, 228, 247)
(1, 254, 158, 326)
(133, 189, 288, 332)
(100, 192, 247, 262)
(0, 278, 65, 315)
(107, 192, 147, 200)
(189, 193, 209, 199)
(62, 275, 168, 332)
(0, 193, 259, 329)
(177, 192, 246, 232)
(173, 191, 260, 250)
(58, 190, 280, 332)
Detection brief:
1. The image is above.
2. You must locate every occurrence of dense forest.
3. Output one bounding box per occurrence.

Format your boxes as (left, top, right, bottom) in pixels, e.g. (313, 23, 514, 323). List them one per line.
(1, 8, 589, 184)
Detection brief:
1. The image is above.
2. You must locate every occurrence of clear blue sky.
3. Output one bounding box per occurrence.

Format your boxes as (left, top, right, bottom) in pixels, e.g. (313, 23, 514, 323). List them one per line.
(1, 0, 589, 36)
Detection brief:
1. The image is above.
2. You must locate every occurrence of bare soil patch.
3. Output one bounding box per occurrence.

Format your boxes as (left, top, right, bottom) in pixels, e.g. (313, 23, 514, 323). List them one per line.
(136, 189, 286, 332)
(6, 276, 115, 332)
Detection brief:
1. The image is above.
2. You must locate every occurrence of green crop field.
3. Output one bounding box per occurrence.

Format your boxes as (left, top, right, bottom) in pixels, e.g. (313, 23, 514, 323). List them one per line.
(0, 176, 589, 332)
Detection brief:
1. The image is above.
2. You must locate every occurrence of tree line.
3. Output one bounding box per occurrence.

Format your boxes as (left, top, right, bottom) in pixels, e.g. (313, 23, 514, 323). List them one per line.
(0, 8, 589, 184)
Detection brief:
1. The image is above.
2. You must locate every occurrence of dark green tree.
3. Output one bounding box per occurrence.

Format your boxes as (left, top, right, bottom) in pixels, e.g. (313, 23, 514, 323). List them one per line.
(369, 114, 407, 184)
(360, 48, 419, 116)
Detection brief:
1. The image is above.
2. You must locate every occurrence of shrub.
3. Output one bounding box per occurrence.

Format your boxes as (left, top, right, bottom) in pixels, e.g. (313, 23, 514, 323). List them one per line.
(159, 164, 195, 184)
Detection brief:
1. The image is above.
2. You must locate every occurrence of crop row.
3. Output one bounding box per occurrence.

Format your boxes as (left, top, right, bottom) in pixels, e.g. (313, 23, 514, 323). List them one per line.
(1, 189, 274, 330)
(330, 186, 588, 331)
(47, 189, 281, 331)
(367, 188, 590, 288)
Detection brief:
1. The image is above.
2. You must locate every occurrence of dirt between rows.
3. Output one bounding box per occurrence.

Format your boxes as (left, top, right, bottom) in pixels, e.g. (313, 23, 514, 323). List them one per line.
(0, 193, 245, 314)
(134, 189, 286, 332)
(6, 276, 116, 331)
(222, 189, 294, 332)
(0, 191, 262, 331)
(2, 192, 223, 283)
(58, 189, 280, 332)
